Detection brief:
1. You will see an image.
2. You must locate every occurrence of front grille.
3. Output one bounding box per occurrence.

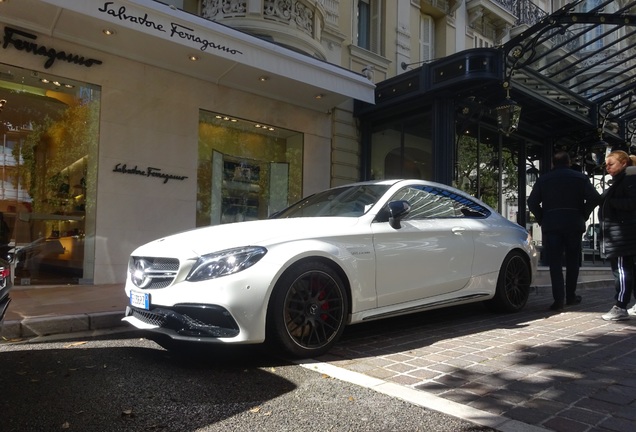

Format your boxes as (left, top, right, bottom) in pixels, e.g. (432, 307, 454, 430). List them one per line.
(130, 257, 179, 289)
(126, 305, 240, 338)
(130, 308, 167, 327)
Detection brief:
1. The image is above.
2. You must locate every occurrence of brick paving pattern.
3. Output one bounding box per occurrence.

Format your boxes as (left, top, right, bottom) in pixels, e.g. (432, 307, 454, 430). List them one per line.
(322, 284, 636, 432)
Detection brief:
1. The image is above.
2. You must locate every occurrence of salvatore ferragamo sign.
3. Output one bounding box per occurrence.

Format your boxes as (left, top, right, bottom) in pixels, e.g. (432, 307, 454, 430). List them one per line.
(113, 163, 188, 184)
(97, 1, 243, 55)
(2, 27, 103, 69)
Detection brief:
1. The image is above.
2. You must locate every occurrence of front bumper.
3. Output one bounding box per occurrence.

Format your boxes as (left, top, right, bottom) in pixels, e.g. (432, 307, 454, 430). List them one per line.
(124, 303, 240, 338)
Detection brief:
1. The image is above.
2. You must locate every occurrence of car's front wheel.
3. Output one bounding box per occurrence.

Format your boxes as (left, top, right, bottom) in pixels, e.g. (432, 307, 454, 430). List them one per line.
(267, 260, 348, 358)
(485, 251, 531, 313)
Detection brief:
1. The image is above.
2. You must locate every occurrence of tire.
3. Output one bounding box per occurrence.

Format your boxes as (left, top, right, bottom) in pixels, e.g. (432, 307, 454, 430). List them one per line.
(485, 251, 531, 313)
(267, 260, 348, 359)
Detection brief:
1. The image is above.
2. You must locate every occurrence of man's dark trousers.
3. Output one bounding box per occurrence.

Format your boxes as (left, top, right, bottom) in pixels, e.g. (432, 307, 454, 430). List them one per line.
(543, 230, 582, 303)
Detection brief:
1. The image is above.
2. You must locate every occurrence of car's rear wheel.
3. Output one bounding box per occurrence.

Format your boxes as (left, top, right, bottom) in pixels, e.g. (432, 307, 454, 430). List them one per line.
(267, 261, 348, 358)
(485, 251, 530, 312)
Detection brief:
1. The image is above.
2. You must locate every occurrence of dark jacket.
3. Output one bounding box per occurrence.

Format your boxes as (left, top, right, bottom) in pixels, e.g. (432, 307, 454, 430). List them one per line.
(599, 166, 636, 258)
(528, 166, 600, 233)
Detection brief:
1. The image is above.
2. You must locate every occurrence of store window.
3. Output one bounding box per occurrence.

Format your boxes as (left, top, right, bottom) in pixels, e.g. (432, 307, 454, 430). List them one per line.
(197, 111, 303, 226)
(455, 126, 519, 213)
(368, 113, 432, 180)
(0, 63, 100, 285)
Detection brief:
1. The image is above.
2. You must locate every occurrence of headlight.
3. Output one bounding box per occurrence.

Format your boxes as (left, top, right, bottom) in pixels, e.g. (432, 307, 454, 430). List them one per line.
(186, 246, 267, 282)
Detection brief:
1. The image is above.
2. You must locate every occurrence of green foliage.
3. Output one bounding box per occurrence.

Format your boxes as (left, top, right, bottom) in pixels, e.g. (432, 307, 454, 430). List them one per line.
(455, 134, 519, 209)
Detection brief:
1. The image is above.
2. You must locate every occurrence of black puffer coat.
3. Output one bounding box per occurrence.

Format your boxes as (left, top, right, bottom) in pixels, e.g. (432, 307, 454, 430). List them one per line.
(599, 166, 636, 258)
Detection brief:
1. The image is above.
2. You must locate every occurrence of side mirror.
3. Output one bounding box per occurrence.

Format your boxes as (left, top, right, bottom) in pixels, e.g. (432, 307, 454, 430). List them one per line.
(387, 200, 411, 229)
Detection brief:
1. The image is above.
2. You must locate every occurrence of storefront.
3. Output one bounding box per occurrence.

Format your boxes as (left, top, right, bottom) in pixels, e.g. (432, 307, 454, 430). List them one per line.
(0, 0, 374, 285)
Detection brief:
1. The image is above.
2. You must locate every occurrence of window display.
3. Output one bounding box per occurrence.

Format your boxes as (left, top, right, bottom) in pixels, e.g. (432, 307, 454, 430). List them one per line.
(198, 111, 302, 227)
(0, 63, 99, 285)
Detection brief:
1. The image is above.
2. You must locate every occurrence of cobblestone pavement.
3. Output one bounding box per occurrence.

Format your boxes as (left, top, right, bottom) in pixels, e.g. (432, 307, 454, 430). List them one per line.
(320, 283, 636, 432)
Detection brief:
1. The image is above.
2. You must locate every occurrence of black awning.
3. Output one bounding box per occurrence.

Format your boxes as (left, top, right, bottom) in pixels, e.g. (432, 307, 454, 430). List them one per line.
(355, 0, 636, 155)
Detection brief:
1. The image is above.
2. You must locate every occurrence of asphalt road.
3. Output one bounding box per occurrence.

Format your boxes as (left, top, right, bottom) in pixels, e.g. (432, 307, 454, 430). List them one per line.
(0, 331, 496, 432)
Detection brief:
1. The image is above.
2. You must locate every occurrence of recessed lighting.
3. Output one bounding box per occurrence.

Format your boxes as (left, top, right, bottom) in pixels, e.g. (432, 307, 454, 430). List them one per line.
(314, 93, 325, 99)
(52, 81, 61, 86)
(258, 76, 269, 82)
(102, 29, 115, 36)
(41, 78, 49, 84)
(188, 55, 199, 61)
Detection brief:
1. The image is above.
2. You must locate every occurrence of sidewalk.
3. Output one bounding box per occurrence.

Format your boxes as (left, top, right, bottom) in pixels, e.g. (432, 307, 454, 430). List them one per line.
(1, 283, 128, 340)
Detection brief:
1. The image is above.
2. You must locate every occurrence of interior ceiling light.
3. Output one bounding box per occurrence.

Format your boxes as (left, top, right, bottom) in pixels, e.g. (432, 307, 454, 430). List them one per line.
(188, 55, 199, 61)
(102, 29, 115, 36)
(258, 76, 269, 82)
(41, 77, 75, 89)
(314, 93, 325, 99)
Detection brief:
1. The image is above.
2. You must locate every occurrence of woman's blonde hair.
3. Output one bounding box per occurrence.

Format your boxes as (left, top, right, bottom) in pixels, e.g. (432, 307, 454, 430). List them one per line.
(630, 154, 636, 166)
(607, 150, 631, 166)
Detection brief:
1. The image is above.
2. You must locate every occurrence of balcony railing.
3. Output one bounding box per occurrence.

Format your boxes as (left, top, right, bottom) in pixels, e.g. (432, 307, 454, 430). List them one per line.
(199, 0, 326, 58)
(512, 0, 549, 26)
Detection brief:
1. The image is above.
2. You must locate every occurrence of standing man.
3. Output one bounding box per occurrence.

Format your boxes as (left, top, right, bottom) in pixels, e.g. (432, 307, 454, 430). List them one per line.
(528, 151, 600, 311)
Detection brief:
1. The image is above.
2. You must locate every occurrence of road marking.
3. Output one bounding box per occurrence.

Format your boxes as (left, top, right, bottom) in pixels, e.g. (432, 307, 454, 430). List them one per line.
(297, 359, 549, 432)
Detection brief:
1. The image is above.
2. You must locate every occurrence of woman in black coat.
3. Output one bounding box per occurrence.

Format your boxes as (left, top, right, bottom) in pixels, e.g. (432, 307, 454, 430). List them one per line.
(599, 150, 636, 321)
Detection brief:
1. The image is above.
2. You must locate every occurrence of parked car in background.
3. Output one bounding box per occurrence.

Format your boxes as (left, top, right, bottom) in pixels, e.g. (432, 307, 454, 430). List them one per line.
(0, 258, 12, 326)
(123, 179, 538, 358)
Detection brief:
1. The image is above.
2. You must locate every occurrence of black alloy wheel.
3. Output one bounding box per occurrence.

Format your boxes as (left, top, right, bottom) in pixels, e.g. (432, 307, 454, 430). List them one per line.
(267, 260, 348, 358)
(486, 251, 531, 313)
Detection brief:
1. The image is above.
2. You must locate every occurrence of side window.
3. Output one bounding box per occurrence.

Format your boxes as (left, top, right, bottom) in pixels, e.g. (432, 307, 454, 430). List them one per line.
(388, 185, 490, 220)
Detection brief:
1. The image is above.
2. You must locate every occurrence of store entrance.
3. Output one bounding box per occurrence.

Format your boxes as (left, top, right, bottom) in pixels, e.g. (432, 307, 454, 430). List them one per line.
(0, 63, 100, 285)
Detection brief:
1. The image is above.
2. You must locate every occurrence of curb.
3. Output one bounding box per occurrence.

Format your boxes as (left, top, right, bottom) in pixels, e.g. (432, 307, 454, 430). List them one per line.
(1, 311, 126, 340)
(1, 279, 614, 341)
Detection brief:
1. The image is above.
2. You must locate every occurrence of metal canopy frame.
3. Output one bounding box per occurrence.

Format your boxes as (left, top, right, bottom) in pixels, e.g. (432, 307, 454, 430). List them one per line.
(354, 0, 636, 186)
(503, 0, 636, 148)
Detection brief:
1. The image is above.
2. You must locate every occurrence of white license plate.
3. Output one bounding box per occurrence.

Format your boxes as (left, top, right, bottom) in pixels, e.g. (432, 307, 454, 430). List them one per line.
(130, 290, 150, 310)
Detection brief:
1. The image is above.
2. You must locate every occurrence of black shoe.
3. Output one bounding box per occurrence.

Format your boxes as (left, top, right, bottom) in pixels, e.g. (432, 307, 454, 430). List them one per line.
(549, 302, 564, 311)
(566, 295, 582, 306)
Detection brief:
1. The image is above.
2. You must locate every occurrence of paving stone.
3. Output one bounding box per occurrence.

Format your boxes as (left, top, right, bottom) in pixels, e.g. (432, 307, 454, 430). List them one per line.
(467, 395, 514, 415)
(522, 397, 568, 415)
(542, 416, 591, 432)
(597, 416, 636, 432)
(590, 385, 636, 405)
(505, 406, 552, 425)
(558, 406, 608, 426)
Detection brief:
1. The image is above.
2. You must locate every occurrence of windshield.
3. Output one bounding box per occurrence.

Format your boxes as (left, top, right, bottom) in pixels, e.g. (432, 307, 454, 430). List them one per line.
(273, 184, 390, 218)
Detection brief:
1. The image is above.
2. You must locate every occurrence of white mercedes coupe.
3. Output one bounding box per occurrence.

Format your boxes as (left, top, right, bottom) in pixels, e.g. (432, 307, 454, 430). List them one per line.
(123, 179, 537, 358)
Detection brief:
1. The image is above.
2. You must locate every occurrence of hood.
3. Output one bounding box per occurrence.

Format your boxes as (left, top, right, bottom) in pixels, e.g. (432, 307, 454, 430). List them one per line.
(132, 217, 362, 258)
